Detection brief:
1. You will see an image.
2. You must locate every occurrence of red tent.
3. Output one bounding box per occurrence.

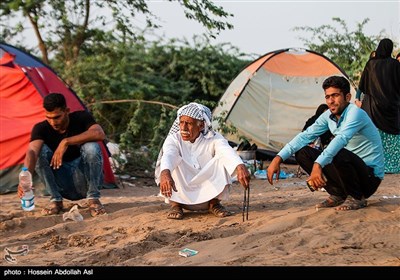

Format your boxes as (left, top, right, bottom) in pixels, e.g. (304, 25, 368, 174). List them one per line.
(0, 43, 116, 193)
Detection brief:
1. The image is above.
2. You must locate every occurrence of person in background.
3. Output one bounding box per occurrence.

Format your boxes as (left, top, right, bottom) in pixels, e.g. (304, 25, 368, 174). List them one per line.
(370, 51, 376, 59)
(302, 104, 333, 150)
(155, 102, 250, 220)
(355, 51, 376, 108)
(267, 76, 384, 211)
(357, 38, 400, 174)
(18, 93, 107, 217)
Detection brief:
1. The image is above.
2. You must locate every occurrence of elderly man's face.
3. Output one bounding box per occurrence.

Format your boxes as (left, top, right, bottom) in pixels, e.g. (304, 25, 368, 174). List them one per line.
(179, 115, 204, 143)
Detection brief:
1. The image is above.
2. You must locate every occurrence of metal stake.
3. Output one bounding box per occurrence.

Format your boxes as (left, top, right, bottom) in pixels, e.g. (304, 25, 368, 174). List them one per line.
(242, 186, 250, 221)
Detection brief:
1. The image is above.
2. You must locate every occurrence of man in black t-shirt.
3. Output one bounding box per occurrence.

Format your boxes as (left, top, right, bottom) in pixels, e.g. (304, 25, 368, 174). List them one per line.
(18, 93, 107, 217)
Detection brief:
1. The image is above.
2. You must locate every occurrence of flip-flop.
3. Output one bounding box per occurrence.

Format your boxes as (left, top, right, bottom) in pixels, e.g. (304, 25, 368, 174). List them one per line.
(335, 197, 367, 211)
(167, 205, 183, 220)
(42, 201, 63, 216)
(209, 203, 231, 217)
(88, 199, 106, 217)
(315, 195, 345, 208)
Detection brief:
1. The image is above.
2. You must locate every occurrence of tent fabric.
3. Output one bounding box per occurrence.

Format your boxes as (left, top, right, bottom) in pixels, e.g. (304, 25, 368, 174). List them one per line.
(212, 48, 355, 153)
(0, 43, 116, 194)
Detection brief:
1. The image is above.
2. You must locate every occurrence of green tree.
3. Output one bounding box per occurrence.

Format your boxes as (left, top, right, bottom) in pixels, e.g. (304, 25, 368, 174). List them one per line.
(293, 17, 392, 85)
(0, 0, 233, 75)
(63, 35, 248, 161)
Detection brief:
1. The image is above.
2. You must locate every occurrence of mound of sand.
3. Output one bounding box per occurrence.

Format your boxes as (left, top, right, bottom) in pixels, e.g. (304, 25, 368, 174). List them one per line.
(1, 164, 399, 269)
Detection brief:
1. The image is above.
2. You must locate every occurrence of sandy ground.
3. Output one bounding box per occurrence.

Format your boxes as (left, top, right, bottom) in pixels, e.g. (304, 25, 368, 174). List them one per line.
(1, 164, 399, 271)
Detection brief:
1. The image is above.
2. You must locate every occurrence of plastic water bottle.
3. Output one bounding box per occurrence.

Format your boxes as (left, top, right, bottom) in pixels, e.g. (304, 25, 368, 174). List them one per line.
(19, 167, 35, 211)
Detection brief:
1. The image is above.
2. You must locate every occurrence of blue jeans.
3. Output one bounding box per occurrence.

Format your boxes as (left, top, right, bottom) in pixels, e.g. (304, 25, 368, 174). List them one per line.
(35, 143, 104, 202)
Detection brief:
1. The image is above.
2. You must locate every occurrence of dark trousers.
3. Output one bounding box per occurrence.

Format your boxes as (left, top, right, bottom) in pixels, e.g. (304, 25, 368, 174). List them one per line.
(295, 146, 381, 200)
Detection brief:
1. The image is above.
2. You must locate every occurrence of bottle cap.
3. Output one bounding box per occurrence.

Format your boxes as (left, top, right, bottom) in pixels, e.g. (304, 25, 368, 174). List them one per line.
(22, 167, 28, 171)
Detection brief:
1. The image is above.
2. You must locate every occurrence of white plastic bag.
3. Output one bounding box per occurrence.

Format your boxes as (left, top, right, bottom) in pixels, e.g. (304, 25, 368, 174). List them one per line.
(63, 205, 83, 222)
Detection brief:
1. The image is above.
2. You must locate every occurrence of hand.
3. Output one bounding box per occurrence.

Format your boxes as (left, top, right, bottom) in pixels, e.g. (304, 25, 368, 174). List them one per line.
(236, 164, 251, 189)
(267, 156, 282, 185)
(160, 169, 177, 198)
(50, 140, 68, 169)
(307, 163, 327, 190)
(355, 99, 362, 108)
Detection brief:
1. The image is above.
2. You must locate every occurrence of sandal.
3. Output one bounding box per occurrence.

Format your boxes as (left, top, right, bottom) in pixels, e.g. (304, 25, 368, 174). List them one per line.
(335, 197, 367, 211)
(209, 202, 231, 218)
(42, 201, 64, 216)
(167, 205, 184, 220)
(315, 195, 345, 208)
(88, 199, 106, 217)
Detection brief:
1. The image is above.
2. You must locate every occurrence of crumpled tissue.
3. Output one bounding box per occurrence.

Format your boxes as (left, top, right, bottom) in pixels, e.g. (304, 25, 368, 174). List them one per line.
(63, 205, 84, 222)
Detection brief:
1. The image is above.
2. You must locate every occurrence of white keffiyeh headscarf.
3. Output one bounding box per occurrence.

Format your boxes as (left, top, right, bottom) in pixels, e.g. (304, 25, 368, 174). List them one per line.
(154, 102, 215, 185)
(168, 102, 215, 138)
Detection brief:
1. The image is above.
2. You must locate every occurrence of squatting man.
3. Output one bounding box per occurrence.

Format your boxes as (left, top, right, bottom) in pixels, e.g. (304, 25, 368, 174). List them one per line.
(267, 76, 384, 211)
(155, 102, 251, 220)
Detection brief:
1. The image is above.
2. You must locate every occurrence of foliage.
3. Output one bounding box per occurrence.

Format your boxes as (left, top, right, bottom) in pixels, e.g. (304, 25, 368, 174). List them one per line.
(3, 3, 394, 174)
(0, 0, 233, 67)
(53, 35, 248, 166)
(0, 0, 246, 171)
(293, 17, 393, 85)
(213, 108, 238, 136)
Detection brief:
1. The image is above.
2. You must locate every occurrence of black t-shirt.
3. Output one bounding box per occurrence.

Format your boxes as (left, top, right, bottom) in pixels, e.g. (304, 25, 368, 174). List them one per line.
(31, 111, 97, 162)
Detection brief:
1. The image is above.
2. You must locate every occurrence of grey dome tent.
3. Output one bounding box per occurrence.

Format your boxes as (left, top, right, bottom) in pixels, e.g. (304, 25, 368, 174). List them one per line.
(212, 48, 356, 156)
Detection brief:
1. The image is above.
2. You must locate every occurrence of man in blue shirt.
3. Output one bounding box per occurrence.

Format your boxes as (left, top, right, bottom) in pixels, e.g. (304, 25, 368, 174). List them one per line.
(267, 76, 384, 211)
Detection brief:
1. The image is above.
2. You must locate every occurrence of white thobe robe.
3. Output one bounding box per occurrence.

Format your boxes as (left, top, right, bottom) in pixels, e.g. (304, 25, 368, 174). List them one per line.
(155, 132, 244, 206)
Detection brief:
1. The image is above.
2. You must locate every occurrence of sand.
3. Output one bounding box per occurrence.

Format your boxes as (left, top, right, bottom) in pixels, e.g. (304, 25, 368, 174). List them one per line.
(1, 164, 399, 270)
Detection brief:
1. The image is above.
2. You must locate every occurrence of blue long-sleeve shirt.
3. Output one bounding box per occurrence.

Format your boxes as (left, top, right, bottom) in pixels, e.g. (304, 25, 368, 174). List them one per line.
(278, 103, 384, 179)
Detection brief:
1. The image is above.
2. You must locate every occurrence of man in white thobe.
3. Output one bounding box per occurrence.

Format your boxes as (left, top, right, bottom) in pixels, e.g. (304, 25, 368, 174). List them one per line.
(155, 103, 250, 220)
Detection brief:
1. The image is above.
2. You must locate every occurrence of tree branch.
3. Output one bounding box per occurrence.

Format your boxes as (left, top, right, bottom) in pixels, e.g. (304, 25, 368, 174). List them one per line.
(26, 8, 49, 64)
(87, 99, 178, 110)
